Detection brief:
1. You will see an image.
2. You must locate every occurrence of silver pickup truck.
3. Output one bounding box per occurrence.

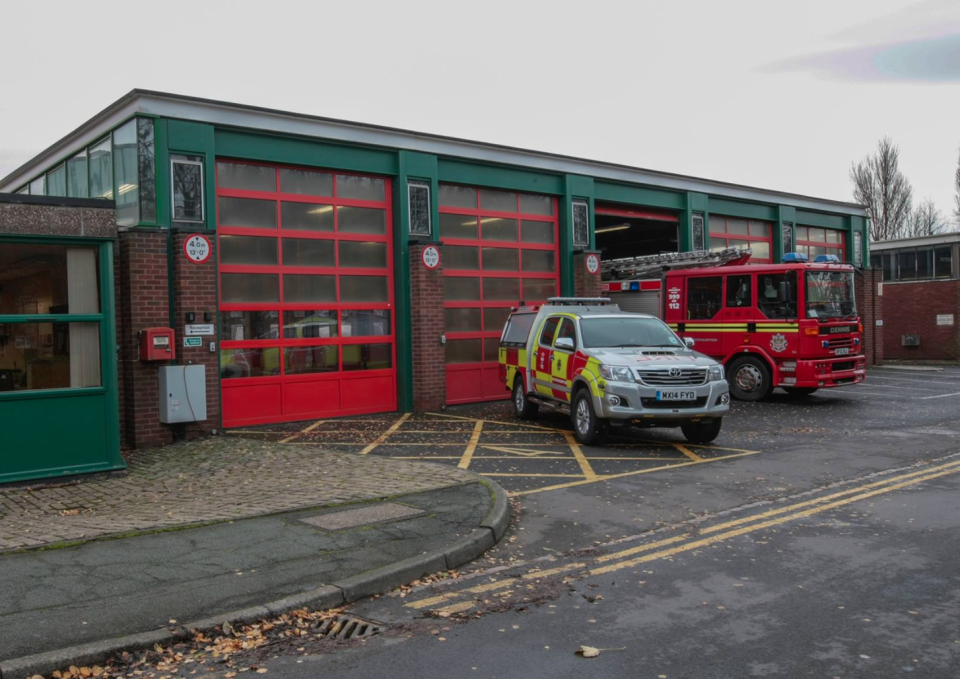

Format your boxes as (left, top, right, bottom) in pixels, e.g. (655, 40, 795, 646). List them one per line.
(500, 298, 730, 445)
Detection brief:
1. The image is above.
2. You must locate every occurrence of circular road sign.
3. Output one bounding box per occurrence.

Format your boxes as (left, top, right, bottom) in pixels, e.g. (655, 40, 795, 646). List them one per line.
(585, 253, 600, 275)
(184, 234, 212, 264)
(422, 245, 441, 270)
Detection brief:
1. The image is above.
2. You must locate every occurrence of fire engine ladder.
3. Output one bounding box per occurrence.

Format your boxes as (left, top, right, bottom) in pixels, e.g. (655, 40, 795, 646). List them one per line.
(601, 247, 753, 280)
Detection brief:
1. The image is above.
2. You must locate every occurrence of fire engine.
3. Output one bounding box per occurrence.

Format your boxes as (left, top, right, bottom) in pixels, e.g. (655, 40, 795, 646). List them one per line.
(601, 249, 866, 400)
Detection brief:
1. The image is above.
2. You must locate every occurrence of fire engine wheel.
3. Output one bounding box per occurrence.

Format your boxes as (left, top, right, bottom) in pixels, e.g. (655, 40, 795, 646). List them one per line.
(782, 387, 819, 398)
(728, 356, 772, 401)
(572, 389, 606, 446)
(513, 379, 539, 420)
(681, 418, 723, 445)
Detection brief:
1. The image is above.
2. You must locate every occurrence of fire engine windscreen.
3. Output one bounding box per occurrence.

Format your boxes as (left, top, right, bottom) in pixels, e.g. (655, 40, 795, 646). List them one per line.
(581, 317, 683, 349)
(805, 271, 856, 319)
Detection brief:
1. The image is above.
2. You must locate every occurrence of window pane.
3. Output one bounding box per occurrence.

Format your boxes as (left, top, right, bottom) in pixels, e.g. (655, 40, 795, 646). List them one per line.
(555, 318, 577, 348)
(521, 250, 555, 272)
(285, 345, 338, 374)
(88, 138, 111, 199)
(708, 215, 725, 234)
(758, 271, 799, 319)
(483, 307, 511, 331)
(440, 213, 478, 240)
(46, 165, 66, 197)
(445, 339, 482, 364)
(483, 278, 520, 300)
(172, 160, 204, 222)
(522, 220, 555, 244)
(522, 278, 556, 301)
(882, 252, 897, 281)
(484, 338, 501, 361)
(337, 206, 386, 235)
(686, 276, 722, 320)
(220, 197, 277, 229)
(519, 194, 553, 216)
(539, 317, 560, 346)
(281, 202, 333, 231)
(283, 310, 337, 339)
(916, 249, 933, 278)
(114, 120, 140, 227)
(408, 182, 431, 235)
(445, 308, 482, 332)
(797, 245, 809, 256)
(343, 343, 392, 370)
(935, 247, 952, 277)
(444, 277, 480, 300)
(899, 250, 918, 279)
(217, 162, 275, 192)
(282, 238, 334, 267)
(438, 185, 477, 209)
(0, 322, 101, 391)
(137, 118, 157, 223)
(726, 218, 748, 235)
(810, 245, 827, 259)
(340, 275, 388, 302)
(220, 235, 278, 266)
(339, 241, 387, 268)
(29, 176, 45, 196)
(481, 217, 518, 241)
(342, 309, 391, 337)
(0, 244, 100, 314)
(482, 247, 519, 271)
(825, 229, 843, 244)
(751, 241, 771, 261)
(728, 239, 749, 250)
(709, 237, 727, 252)
(220, 311, 280, 341)
(726, 275, 752, 308)
(808, 228, 826, 243)
(573, 202, 589, 246)
(337, 175, 385, 201)
(796, 226, 809, 241)
(221, 273, 280, 302)
(748, 221, 770, 237)
(67, 151, 88, 198)
(280, 168, 333, 196)
(284, 274, 335, 302)
(220, 347, 280, 378)
(480, 189, 516, 212)
(445, 245, 479, 270)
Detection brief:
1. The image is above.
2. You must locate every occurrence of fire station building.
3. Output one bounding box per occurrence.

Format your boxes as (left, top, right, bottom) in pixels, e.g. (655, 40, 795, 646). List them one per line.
(0, 89, 870, 461)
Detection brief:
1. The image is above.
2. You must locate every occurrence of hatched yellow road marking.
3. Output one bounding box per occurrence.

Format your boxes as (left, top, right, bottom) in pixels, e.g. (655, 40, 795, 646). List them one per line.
(359, 413, 412, 455)
(564, 432, 598, 480)
(672, 443, 703, 462)
(458, 420, 484, 469)
(426, 412, 568, 433)
(279, 419, 326, 444)
(479, 445, 567, 458)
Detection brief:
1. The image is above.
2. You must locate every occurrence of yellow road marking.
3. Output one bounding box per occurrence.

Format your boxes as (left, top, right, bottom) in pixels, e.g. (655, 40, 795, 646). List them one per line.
(279, 419, 326, 444)
(359, 413, 411, 454)
(672, 443, 703, 462)
(564, 432, 598, 480)
(434, 600, 476, 616)
(483, 473, 586, 478)
(479, 445, 567, 458)
(458, 420, 484, 469)
(426, 411, 568, 433)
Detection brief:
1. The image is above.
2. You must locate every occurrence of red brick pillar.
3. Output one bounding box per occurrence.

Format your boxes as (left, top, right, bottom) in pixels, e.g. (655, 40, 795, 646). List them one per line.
(573, 251, 603, 298)
(857, 268, 883, 366)
(409, 244, 445, 411)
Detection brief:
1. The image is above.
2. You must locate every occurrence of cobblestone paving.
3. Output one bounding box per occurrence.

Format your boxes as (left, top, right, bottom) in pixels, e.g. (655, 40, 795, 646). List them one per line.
(0, 434, 474, 552)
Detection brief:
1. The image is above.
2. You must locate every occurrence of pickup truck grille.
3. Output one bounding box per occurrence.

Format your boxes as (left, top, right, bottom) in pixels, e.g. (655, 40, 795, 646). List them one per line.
(636, 368, 707, 386)
(641, 396, 709, 409)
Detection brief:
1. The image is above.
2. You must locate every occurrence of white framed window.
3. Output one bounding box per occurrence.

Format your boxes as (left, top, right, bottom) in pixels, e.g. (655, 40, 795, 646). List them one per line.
(408, 180, 431, 236)
(171, 156, 205, 223)
(572, 200, 589, 247)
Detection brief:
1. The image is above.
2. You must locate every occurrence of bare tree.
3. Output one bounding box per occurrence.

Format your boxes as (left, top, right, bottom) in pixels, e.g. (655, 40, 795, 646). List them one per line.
(905, 198, 945, 237)
(850, 137, 914, 241)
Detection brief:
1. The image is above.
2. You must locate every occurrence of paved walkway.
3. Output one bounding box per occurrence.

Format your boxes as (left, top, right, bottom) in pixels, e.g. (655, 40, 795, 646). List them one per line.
(0, 433, 470, 552)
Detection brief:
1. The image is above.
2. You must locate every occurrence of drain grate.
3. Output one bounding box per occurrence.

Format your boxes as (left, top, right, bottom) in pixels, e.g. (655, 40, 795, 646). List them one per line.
(317, 615, 382, 640)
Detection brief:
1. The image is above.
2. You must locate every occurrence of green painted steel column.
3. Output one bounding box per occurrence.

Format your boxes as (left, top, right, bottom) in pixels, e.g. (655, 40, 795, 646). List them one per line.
(100, 239, 125, 472)
(561, 175, 594, 295)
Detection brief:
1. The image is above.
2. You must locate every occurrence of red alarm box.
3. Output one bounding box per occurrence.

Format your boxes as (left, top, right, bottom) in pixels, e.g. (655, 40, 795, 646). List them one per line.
(139, 328, 176, 361)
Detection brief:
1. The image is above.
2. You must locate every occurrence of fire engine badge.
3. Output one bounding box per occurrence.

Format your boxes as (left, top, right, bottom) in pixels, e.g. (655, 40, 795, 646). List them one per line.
(770, 333, 788, 353)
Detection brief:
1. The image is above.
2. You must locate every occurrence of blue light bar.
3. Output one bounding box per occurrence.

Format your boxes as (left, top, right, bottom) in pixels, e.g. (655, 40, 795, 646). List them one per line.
(630, 281, 640, 291)
(782, 252, 808, 263)
(814, 254, 840, 263)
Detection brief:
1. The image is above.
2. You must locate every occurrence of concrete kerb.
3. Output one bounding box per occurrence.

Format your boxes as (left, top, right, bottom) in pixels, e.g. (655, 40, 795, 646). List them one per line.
(0, 478, 511, 679)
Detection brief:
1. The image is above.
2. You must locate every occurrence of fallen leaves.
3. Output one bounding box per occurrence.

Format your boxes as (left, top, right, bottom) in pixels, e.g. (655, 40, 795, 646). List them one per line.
(575, 645, 626, 658)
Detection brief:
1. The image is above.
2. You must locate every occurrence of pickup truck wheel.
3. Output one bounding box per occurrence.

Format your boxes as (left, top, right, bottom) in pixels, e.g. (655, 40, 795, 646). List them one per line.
(572, 389, 606, 446)
(681, 418, 722, 444)
(782, 387, 818, 398)
(727, 356, 772, 401)
(513, 379, 539, 420)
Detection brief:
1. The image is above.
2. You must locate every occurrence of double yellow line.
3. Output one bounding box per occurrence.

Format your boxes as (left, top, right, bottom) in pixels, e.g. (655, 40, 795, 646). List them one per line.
(405, 458, 960, 614)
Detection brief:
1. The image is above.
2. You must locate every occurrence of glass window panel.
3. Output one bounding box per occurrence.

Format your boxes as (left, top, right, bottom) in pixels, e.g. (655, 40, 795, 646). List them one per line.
(810, 245, 828, 259)
(66, 151, 88, 198)
(687, 276, 723, 320)
(916, 249, 933, 278)
(88, 138, 111, 199)
(137, 118, 157, 223)
(408, 181, 431, 235)
(480, 189, 517, 212)
(708, 215, 725, 234)
(522, 278, 556, 301)
(16, 186, 28, 195)
(440, 213, 478, 240)
(337, 206, 386, 234)
(726, 275, 752, 308)
(282, 238, 335, 268)
(482, 247, 519, 271)
(0, 244, 100, 314)
(708, 237, 727, 252)
(113, 120, 140, 226)
(29, 176, 45, 196)
(340, 275, 388, 302)
(285, 345, 338, 374)
(481, 217, 518, 241)
(483, 307, 511, 331)
(484, 338, 501, 361)
(483, 278, 520, 300)
(220, 311, 280, 341)
(797, 244, 810, 256)
(882, 252, 897, 281)
(539, 317, 560, 346)
(825, 229, 843, 244)
(438, 184, 477, 209)
(336, 175, 385, 201)
(726, 218, 748, 235)
(521, 250, 555, 272)
(342, 343, 392, 370)
(808, 228, 826, 243)
(898, 249, 917, 279)
(281, 202, 333, 231)
(572, 202, 589, 246)
(172, 159, 204, 222)
(342, 309, 391, 337)
(445, 308, 482, 332)
(444, 277, 480, 301)
(519, 194, 553, 216)
(221, 273, 280, 303)
(444, 245, 479, 270)
(46, 165, 66, 197)
(869, 253, 882, 270)
(445, 339, 482, 364)
(284, 274, 335, 302)
(522, 219, 555, 244)
(219, 197, 277, 229)
(220, 235, 278, 266)
(220, 347, 280, 378)
(728, 239, 749, 249)
(748, 221, 770, 237)
(796, 226, 809, 240)
(935, 246, 952, 277)
(338, 241, 387, 268)
(279, 168, 333, 196)
(217, 162, 275, 192)
(0, 322, 101, 391)
(283, 310, 338, 339)
(750, 241, 771, 261)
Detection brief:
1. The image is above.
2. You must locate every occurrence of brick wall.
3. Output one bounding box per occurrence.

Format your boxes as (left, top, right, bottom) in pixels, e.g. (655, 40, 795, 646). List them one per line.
(574, 252, 603, 298)
(409, 244, 445, 410)
(856, 268, 884, 366)
(881, 278, 960, 361)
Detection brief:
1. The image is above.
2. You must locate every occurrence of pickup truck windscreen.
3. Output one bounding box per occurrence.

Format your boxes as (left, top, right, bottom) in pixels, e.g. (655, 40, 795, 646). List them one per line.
(581, 317, 683, 349)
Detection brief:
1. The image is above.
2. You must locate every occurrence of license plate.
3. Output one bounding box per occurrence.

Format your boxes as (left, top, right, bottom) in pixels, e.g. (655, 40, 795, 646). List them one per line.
(834, 348, 850, 355)
(656, 390, 697, 401)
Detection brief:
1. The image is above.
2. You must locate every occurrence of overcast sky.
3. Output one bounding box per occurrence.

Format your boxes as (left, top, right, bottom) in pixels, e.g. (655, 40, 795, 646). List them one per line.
(2, 0, 958, 220)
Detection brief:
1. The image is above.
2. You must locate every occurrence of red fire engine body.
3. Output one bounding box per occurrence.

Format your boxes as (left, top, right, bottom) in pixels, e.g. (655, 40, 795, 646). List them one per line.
(602, 253, 866, 400)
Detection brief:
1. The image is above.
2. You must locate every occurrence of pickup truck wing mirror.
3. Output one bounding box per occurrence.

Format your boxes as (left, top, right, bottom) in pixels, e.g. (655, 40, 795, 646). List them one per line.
(555, 337, 575, 351)
(684, 337, 696, 349)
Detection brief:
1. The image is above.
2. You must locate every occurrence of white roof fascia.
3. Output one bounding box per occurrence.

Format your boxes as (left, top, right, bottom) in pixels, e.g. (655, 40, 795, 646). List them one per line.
(870, 233, 960, 250)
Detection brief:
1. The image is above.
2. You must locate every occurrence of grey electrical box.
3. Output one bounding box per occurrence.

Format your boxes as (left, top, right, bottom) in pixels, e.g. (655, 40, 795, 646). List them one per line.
(159, 365, 208, 423)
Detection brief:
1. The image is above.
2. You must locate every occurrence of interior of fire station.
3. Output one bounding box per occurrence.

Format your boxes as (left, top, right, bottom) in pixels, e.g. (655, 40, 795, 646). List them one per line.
(594, 205, 679, 261)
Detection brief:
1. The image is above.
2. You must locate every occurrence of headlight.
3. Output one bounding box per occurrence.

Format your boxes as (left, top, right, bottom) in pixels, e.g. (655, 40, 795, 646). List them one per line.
(599, 365, 634, 382)
(708, 365, 724, 382)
